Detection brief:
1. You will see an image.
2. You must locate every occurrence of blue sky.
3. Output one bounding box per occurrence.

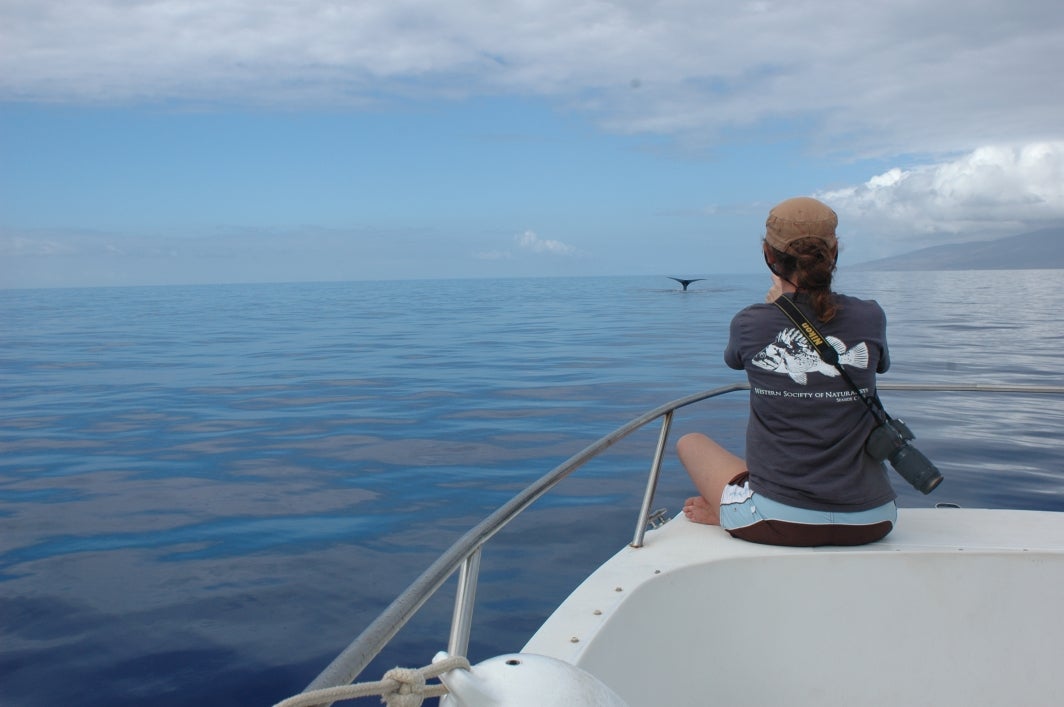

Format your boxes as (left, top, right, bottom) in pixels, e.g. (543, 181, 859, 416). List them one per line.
(2, 1, 1063, 288)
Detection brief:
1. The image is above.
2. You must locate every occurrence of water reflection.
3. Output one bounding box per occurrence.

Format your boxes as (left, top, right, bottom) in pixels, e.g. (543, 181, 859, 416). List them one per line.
(1, 272, 1061, 705)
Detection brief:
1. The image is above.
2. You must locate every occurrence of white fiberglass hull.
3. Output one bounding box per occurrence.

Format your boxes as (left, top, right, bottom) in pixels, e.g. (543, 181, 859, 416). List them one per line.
(523, 508, 1064, 706)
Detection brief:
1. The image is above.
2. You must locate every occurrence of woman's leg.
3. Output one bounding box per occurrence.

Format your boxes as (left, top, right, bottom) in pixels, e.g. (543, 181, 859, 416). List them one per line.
(676, 432, 747, 525)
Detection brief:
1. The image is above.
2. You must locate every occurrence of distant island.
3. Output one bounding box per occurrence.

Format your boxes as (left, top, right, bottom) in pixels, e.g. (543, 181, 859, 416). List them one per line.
(849, 227, 1064, 271)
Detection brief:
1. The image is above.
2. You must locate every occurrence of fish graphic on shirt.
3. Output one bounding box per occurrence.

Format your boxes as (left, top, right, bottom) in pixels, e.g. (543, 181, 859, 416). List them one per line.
(751, 327, 869, 385)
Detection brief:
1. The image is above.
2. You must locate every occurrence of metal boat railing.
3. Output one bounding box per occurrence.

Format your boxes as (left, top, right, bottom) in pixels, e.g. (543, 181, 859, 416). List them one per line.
(295, 382, 1064, 700)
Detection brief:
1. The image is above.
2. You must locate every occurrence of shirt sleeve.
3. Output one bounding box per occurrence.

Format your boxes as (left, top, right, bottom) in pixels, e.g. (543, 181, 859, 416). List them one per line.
(724, 309, 746, 370)
(873, 300, 890, 373)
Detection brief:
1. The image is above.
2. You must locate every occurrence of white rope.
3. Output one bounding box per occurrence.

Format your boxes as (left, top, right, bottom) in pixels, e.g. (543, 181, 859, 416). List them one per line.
(273, 655, 472, 707)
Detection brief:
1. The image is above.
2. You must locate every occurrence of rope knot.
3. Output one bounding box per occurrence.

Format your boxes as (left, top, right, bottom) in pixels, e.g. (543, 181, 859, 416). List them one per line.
(381, 667, 427, 707)
(271, 655, 469, 707)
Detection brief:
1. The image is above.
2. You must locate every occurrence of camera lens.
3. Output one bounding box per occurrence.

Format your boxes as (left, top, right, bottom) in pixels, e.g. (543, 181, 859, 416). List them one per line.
(889, 444, 943, 495)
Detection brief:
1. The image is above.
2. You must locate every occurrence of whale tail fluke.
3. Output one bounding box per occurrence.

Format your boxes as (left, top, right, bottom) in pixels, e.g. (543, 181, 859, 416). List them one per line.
(667, 277, 706, 291)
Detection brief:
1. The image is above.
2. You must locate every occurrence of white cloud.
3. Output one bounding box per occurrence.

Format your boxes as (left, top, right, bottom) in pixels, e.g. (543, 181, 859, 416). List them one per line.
(819, 142, 1064, 256)
(514, 230, 576, 256)
(0, 225, 487, 287)
(3, 1, 1062, 155)
(470, 230, 578, 263)
(0, 234, 71, 256)
(0, 229, 152, 257)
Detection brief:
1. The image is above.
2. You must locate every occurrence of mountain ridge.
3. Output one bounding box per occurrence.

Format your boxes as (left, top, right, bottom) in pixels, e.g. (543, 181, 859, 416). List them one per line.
(849, 227, 1064, 271)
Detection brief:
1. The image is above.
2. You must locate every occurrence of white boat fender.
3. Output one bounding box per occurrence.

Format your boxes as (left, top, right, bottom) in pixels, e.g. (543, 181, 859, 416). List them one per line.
(434, 651, 629, 707)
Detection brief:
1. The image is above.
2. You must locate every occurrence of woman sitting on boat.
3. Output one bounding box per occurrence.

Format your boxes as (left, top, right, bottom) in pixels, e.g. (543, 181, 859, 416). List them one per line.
(678, 197, 897, 546)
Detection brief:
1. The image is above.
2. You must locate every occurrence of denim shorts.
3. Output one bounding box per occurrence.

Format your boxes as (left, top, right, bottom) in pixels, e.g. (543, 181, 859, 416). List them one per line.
(719, 473, 897, 547)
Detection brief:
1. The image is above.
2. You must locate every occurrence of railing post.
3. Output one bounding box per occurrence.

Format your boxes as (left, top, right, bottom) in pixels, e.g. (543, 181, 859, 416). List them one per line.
(447, 546, 482, 658)
(632, 410, 673, 548)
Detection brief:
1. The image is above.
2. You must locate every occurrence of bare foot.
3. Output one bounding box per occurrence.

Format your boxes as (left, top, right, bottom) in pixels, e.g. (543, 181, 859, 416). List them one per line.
(683, 495, 720, 525)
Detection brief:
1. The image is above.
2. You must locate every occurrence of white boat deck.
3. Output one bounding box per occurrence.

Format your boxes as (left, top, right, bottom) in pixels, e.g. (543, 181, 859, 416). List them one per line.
(524, 508, 1064, 706)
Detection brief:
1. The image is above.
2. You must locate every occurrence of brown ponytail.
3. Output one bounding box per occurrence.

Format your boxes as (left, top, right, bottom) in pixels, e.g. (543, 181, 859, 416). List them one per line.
(767, 238, 838, 322)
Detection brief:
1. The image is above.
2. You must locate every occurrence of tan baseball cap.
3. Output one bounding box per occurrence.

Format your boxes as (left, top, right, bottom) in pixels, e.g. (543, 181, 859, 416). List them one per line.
(764, 197, 838, 252)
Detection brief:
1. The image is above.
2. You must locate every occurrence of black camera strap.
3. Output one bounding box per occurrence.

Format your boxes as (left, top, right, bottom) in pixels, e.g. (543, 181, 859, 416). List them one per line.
(773, 295, 944, 494)
(772, 295, 891, 426)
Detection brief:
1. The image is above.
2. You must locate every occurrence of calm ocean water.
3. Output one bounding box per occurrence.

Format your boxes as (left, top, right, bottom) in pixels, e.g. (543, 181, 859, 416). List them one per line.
(2, 271, 1063, 706)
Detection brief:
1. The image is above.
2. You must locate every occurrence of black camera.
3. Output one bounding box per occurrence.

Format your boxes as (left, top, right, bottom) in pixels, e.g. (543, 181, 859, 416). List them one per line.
(866, 419, 943, 494)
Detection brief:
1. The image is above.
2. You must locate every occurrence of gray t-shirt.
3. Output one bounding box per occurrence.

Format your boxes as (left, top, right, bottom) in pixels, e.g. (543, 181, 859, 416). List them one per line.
(724, 292, 897, 512)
